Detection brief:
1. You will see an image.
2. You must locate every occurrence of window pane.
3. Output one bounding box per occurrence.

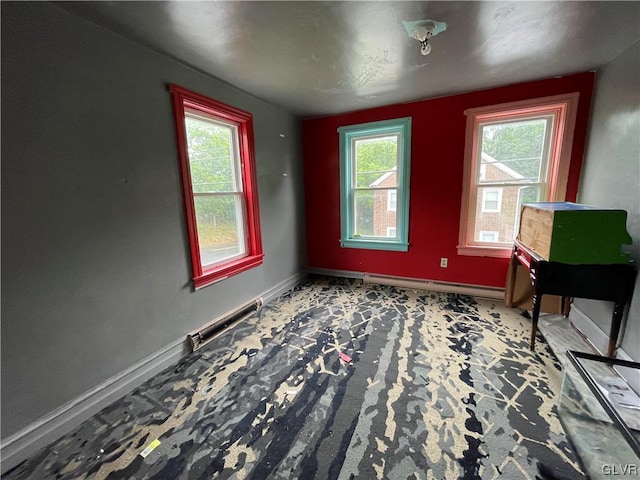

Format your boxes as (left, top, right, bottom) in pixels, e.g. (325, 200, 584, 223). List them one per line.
(353, 190, 374, 237)
(482, 190, 499, 212)
(185, 114, 239, 193)
(486, 191, 499, 201)
(354, 135, 398, 188)
(474, 185, 541, 244)
(387, 190, 397, 211)
(480, 231, 499, 242)
(353, 189, 397, 238)
(194, 194, 246, 267)
(480, 118, 550, 183)
(485, 200, 498, 210)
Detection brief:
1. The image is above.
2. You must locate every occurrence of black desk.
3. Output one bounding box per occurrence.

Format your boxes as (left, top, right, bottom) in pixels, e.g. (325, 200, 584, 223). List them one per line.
(506, 240, 636, 357)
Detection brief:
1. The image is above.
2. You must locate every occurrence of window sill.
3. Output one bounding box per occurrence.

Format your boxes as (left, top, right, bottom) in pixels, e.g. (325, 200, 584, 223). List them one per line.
(457, 245, 512, 258)
(194, 254, 264, 290)
(341, 239, 409, 252)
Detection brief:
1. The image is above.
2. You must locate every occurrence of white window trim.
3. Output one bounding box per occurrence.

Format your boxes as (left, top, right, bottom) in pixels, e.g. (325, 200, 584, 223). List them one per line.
(481, 188, 502, 213)
(479, 164, 487, 181)
(457, 93, 579, 258)
(387, 189, 397, 212)
(479, 230, 499, 242)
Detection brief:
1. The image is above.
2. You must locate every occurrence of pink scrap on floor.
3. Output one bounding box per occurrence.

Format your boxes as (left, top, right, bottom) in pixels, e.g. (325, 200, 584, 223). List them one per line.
(339, 352, 352, 363)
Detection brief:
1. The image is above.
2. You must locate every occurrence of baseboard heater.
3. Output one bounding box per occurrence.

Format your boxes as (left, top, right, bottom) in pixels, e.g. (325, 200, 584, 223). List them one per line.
(188, 297, 263, 352)
(363, 273, 504, 300)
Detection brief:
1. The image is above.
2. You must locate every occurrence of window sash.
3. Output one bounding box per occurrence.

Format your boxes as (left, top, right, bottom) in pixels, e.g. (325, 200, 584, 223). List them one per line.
(351, 134, 399, 189)
(193, 192, 247, 267)
(350, 187, 398, 239)
(472, 114, 553, 244)
(477, 116, 554, 185)
(185, 111, 244, 195)
(185, 113, 248, 269)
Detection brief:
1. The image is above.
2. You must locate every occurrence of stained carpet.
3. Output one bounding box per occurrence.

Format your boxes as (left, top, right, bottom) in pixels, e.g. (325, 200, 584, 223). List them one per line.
(3, 276, 583, 479)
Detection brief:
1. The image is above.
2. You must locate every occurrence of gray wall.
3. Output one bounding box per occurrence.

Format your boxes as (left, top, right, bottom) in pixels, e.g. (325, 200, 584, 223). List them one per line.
(575, 41, 640, 360)
(1, 2, 306, 438)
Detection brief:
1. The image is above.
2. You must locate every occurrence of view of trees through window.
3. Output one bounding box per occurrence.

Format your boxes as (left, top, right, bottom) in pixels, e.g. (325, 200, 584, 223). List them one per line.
(185, 113, 245, 265)
(353, 136, 398, 236)
(481, 118, 548, 181)
(475, 117, 551, 243)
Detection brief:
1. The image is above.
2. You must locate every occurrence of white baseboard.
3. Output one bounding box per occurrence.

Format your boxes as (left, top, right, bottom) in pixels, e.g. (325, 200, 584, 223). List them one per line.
(569, 304, 639, 392)
(363, 273, 504, 299)
(261, 271, 308, 304)
(0, 271, 307, 474)
(0, 338, 189, 474)
(613, 349, 640, 394)
(308, 268, 504, 300)
(568, 304, 610, 355)
(308, 267, 364, 279)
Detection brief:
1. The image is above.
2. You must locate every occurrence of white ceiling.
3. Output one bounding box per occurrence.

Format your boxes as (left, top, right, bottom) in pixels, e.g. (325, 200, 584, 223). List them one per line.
(58, 1, 640, 117)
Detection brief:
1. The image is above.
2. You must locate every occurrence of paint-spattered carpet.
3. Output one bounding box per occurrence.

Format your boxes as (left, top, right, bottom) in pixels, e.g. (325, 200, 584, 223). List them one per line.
(4, 276, 583, 480)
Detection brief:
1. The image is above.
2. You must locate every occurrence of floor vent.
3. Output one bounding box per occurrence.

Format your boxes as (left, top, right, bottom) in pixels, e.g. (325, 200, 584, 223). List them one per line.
(188, 297, 263, 352)
(363, 273, 504, 300)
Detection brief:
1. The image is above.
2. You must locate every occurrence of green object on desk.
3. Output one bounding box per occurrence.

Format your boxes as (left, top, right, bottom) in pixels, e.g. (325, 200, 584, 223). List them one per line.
(518, 202, 632, 265)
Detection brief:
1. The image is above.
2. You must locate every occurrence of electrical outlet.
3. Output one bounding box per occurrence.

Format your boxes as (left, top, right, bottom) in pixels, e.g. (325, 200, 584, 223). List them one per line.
(440, 257, 448, 268)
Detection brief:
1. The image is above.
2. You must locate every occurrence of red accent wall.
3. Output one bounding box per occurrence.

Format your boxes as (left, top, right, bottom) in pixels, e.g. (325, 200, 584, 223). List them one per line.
(302, 72, 595, 288)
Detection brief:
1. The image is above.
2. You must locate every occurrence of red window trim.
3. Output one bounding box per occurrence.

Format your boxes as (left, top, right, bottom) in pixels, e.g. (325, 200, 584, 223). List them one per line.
(170, 84, 263, 289)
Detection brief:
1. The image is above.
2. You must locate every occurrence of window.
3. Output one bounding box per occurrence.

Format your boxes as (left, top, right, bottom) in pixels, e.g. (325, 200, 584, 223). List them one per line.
(386, 227, 397, 238)
(481, 188, 502, 213)
(387, 190, 397, 211)
(458, 93, 579, 257)
(479, 231, 499, 242)
(338, 117, 411, 251)
(170, 85, 263, 289)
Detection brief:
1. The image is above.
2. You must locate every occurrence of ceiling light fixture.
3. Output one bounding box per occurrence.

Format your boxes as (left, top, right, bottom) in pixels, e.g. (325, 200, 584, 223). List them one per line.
(403, 19, 447, 56)
(413, 22, 435, 55)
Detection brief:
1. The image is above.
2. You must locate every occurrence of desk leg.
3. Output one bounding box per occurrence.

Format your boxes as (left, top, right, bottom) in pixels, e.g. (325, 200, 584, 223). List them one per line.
(505, 252, 518, 307)
(530, 292, 542, 351)
(561, 296, 572, 318)
(607, 302, 625, 358)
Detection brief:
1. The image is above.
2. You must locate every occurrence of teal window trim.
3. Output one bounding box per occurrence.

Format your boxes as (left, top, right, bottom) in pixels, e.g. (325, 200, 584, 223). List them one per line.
(338, 117, 412, 252)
